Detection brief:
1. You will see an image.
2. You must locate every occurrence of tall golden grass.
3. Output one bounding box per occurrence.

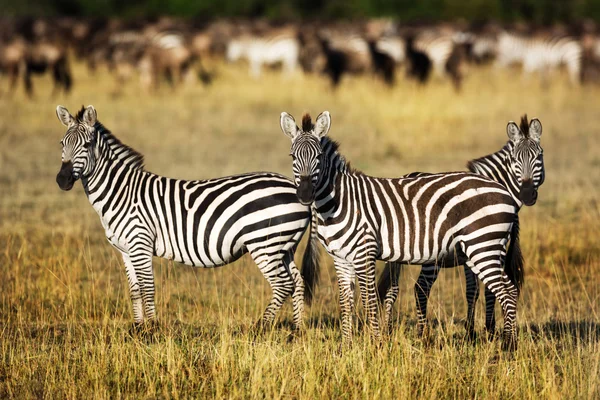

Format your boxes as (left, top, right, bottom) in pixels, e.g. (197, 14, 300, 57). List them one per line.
(0, 62, 599, 398)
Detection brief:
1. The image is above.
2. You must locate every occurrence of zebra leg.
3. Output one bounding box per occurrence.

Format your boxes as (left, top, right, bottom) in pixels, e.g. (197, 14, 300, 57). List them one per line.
(464, 265, 480, 340)
(121, 252, 144, 324)
(284, 250, 305, 330)
(414, 264, 440, 337)
(128, 244, 156, 322)
(356, 258, 381, 341)
(484, 286, 497, 338)
(382, 262, 401, 333)
(334, 259, 356, 343)
(464, 258, 518, 351)
(253, 255, 294, 328)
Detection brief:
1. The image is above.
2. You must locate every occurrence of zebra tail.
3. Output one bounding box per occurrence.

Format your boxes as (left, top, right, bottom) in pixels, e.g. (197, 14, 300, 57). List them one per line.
(505, 216, 525, 295)
(377, 263, 402, 304)
(301, 208, 320, 305)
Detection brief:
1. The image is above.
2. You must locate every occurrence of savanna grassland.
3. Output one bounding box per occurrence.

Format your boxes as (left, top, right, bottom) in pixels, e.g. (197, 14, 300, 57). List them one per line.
(0, 61, 599, 399)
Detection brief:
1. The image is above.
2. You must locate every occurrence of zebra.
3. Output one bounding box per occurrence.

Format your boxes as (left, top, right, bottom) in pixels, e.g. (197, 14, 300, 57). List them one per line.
(378, 115, 544, 338)
(55, 105, 319, 330)
(226, 31, 300, 78)
(493, 31, 582, 84)
(408, 29, 469, 90)
(279, 111, 522, 350)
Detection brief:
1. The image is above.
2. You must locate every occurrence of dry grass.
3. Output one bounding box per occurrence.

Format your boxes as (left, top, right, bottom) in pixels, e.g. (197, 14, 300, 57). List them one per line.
(1, 62, 599, 398)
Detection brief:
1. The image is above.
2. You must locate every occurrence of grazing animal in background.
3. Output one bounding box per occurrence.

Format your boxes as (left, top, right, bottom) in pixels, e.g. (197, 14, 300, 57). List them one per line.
(55, 105, 320, 330)
(494, 31, 583, 84)
(0, 37, 26, 94)
(405, 35, 432, 84)
(367, 40, 396, 86)
(378, 115, 544, 338)
(24, 40, 72, 97)
(226, 32, 300, 78)
(317, 33, 396, 87)
(140, 31, 199, 90)
(279, 111, 521, 350)
(375, 35, 406, 67)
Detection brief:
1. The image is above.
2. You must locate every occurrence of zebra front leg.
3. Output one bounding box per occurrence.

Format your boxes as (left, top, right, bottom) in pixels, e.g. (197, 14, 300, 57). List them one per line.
(414, 264, 440, 337)
(464, 265, 480, 340)
(128, 247, 157, 322)
(484, 286, 497, 338)
(121, 252, 144, 324)
(356, 258, 381, 341)
(334, 259, 356, 344)
(381, 262, 401, 334)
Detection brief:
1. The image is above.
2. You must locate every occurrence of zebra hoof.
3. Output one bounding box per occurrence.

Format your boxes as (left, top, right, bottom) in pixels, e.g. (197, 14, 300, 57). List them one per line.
(501, 336, 517, 352)
(129, 320, 159, 338)
(465, 329, 477, 342)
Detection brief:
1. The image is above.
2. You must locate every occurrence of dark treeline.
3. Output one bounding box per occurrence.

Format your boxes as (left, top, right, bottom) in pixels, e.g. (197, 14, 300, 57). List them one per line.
(1, 0, 600, 24)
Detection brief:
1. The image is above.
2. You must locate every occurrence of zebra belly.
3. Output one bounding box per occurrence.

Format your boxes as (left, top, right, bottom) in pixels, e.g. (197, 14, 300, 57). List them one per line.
(154, 211, 308, 267)
(383, 246, 467, 267)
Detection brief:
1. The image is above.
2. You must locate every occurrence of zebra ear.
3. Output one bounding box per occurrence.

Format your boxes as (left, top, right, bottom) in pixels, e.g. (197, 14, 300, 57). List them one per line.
(280, 112, 299, 139)
(529, 118, 542, 142)
(506, 121, 523, 143)
(314, 111, 331, 138)
(56, 105, 74, 127)
(82, 105, 97, 127)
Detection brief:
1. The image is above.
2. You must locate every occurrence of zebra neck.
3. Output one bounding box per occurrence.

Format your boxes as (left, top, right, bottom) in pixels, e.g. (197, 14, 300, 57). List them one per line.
(467, 143, 523, 209)
(314, 137, 354, 215)
(81, 139, 141, 212)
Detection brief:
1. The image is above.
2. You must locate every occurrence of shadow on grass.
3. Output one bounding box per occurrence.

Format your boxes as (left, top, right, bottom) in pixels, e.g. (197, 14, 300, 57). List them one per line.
(523, 320, 600, 344)
(10, 318, 599, 348)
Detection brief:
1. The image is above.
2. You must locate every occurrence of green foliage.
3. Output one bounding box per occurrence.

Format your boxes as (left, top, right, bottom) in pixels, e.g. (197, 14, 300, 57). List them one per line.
(1, 0, 600, 22)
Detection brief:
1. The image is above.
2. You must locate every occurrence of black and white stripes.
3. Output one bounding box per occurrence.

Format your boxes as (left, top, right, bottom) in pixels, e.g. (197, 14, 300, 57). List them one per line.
(379, 115, 544, 338)
(55, 105, 319, 329)
(280, 111, 522, 350)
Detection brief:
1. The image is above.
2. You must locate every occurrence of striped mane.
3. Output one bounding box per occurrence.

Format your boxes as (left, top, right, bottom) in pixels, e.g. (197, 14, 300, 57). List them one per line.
(466, 143, 511, 173)
(75, 107, 145, 171)
(320, 136, 363, 176)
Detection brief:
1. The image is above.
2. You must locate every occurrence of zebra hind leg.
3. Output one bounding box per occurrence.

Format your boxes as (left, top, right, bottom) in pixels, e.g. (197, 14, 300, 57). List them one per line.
(253, 254, 295, 331)
(465, 257, 518, 351)
(414, 264, 440, 338)
(464, 265, 480, 340)
(283, 250, 305, 331)
(484, 286, 497, 339)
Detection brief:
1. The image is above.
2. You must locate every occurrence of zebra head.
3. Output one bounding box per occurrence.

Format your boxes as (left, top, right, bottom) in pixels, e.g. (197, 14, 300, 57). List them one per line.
(55, 105, 98, 191)
(506, 115, 545, 206)
(280, 111, 331, 205)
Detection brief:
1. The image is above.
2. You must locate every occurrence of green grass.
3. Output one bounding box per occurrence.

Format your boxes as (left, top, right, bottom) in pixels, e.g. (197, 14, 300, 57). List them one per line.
(0, 62, 599, 398)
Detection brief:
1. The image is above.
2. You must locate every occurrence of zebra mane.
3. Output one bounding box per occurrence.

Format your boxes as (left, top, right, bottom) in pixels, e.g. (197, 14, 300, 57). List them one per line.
(302, 113, 314, 132)
(95, 122, 145, 171)
(519, 114, 529, 137)
(466, 142, 511, 173)
(74, 106, 145, 171)
(320, 136, 363, 176)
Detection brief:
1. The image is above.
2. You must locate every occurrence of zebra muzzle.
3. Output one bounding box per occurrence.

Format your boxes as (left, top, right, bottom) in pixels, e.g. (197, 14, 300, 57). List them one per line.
(56, 161, 76, 191)
(297, 176, 314, 205)
(519, 179, 537, 206)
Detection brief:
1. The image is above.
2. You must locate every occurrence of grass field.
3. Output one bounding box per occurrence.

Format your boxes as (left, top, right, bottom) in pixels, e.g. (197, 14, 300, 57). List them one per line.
(1, 62, 599, 398)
